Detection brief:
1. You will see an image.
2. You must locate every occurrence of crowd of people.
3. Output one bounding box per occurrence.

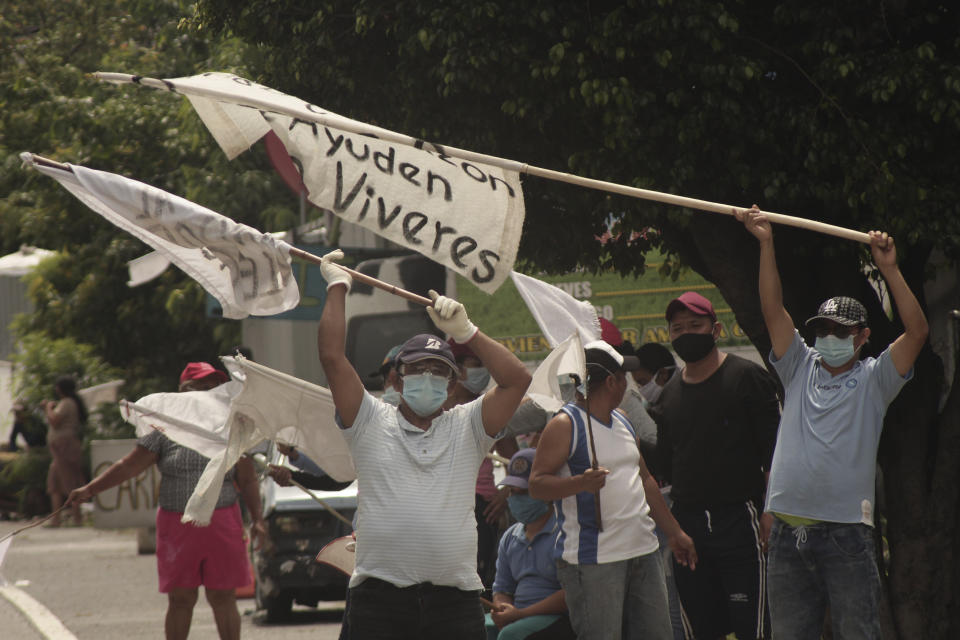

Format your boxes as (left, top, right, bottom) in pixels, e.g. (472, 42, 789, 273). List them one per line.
(19, 212, 924, 640)
(315, 214, 926, 640)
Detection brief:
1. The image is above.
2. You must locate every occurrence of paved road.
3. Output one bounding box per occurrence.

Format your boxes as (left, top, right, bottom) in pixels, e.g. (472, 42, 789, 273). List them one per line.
(0, 520, 344, 639)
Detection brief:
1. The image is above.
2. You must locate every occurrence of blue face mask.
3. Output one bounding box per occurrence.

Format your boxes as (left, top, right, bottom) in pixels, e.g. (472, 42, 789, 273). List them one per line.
(814, 334, 857, 367)
(381, 388, 402, 406)
(507, 493, 550, 524)
(401, 374, 449, 416)
(462, 367, 491, 395)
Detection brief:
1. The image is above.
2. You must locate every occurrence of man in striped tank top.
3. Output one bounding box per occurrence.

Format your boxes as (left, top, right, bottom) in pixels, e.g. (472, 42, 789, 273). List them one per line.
(529, 341, 698, 640)
(317, 250, 532, 639)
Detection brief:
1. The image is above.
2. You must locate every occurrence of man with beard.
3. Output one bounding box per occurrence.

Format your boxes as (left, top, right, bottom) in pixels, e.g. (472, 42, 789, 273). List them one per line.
(655, 291, 781, 640)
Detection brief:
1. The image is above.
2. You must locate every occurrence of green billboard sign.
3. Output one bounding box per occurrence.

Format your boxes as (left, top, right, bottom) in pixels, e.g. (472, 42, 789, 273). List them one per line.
(458, 257, 752, 361)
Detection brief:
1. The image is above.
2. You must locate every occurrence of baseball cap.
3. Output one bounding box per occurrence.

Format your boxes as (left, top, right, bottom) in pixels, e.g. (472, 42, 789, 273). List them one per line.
(805, 296, 867, 327)
(179, 362, 229, 386)
(396, 334, 458, 372)
(599, 318, 623, 346)
(665, 291, 718, 323)
(498, 448, 537, 490)
(374, 344, 403, 377)
(584, 340, 641, 378)
(447, 338, 478, 363)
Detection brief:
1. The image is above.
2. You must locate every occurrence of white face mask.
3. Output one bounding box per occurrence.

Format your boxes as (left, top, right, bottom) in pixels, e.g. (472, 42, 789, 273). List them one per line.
(461, 367, 491, 395)
(401, 373, 449, 416)
(638, 378, 664, 404)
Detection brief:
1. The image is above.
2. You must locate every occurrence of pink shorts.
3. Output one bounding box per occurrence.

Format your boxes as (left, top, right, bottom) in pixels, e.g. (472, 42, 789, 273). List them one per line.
(155, 504, 251, 592)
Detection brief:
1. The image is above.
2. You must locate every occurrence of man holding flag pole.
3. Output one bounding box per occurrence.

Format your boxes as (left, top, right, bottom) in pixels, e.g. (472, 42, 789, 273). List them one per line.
(316, 249, 531, 639)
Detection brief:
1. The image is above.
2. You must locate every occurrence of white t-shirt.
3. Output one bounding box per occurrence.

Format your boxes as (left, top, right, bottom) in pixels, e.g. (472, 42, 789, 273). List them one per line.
(341, 390, 494, 589)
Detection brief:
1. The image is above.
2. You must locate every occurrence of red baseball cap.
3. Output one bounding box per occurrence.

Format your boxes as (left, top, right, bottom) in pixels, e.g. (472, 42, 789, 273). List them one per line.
(665, 291, 717, 323)
(179, 362, 229, 386)
(599, 318, 623, 346)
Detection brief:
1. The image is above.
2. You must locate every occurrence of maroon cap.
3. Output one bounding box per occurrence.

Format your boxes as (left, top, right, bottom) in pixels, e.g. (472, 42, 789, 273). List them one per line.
(179, 362, 229, 386)
(665, 291, 717, 323)
(447, 337, 478, 363)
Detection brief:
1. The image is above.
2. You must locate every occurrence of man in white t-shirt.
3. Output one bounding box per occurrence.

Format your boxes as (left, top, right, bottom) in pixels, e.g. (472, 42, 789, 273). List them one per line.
(738, 207, 928, 640)
(528, 341, 697, 640)
(316, 250, 531, 639)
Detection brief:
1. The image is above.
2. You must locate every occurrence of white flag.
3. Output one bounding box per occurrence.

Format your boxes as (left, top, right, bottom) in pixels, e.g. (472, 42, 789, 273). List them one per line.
(527, 333, 586, 413)
(96, 72, 526, 293)
(510, 271, 601, 347)
(121, 356, 354, 525)
(21, 153, 299, 319)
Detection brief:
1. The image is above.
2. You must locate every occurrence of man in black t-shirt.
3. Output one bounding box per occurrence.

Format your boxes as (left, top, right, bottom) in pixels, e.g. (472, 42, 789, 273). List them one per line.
(655, 291, 780, 640)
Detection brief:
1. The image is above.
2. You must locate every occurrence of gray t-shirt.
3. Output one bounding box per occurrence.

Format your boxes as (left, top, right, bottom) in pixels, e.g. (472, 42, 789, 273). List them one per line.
(139, 431, 238, 512)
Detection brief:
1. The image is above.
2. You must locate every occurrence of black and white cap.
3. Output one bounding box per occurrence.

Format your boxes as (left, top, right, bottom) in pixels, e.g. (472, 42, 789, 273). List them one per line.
(805, 296, 868, 327)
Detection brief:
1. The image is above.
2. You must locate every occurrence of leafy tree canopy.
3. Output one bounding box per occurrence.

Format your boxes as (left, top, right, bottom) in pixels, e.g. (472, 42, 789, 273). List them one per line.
(189, 0, 960, 284)
(1, 0, 298, 399)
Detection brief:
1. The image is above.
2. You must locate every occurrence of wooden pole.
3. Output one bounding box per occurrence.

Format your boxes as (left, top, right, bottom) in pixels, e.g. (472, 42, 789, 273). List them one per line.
(583, 392, 603, 532)
(289, 479, 355, 528)
(287, 246, 432, 306)
(524, 165, 872, 244)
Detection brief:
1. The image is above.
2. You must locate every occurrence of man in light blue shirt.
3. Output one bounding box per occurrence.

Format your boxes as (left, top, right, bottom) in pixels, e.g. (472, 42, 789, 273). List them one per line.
(739, 207, 928, 640)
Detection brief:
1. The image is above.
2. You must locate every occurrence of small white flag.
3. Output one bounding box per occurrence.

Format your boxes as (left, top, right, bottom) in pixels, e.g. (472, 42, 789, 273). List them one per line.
(510, 271, 601, 347)
(526, 333, 586, 413)
(21, 153, 300, 319)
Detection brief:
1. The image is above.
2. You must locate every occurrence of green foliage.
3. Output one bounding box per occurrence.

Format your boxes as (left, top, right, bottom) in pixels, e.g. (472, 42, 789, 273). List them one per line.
(0, 448, 52, 516)
(9, 331, 121, 408)
(189, 0, 960, 281)
(1, 0, 298, 402)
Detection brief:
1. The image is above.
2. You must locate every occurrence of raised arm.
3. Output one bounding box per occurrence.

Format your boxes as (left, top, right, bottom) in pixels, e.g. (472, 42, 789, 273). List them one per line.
(528, 413, 607, 501)
(737, 205, 796, 359)
(317, 250, 365, 427)
(869, 231, 929, 376)
(427, 290, 531, 437)
(66, 444, 158, 506)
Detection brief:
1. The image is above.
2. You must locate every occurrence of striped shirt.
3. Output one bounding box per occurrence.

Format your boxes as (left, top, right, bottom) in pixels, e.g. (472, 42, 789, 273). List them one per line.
(554, 402, 659, 565)
(138, 430, 237, 512)
(342, 390, 493, 590)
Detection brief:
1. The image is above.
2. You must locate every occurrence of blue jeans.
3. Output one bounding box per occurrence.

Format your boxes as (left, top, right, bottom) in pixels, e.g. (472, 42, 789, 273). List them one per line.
(556, 551, 672, 640)
(767, 519, 881, 640)
(348, 577, 485, 640)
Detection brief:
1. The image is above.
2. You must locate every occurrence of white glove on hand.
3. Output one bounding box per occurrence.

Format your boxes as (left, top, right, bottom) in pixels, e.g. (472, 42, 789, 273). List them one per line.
(320, 249, 352, 292)
(426, 289, 478, 343)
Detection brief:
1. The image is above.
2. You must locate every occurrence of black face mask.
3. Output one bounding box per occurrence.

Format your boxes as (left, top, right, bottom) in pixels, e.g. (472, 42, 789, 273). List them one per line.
(671, 332, 716, 363)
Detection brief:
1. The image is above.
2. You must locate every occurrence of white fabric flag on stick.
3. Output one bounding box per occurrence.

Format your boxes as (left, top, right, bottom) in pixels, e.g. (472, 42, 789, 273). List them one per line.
(20, 153, 300, 319)
(510, 271, 601, 347)
(96, 72, 526, 293)
(121, 356, 354, 525)
(527, 333, 586, 413)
